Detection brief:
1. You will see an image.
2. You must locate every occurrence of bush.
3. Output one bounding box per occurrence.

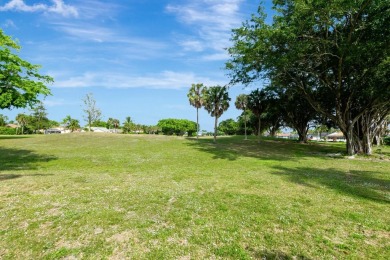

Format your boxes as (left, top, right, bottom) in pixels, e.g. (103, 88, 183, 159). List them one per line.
(0, 127, 17, 135)
(157, 119, 197, 136)
(384, 136, 390, 146)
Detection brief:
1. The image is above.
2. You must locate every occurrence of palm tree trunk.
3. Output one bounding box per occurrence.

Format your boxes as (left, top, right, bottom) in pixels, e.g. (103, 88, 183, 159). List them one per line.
(196, 107, 199, 140)
(244, 108, 247, 140)
(258, 117, 261, 143)
(214, 116, 218, 143)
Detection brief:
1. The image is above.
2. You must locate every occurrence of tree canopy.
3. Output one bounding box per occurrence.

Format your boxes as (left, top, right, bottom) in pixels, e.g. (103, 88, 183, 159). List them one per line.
(227, 0, 390, 155)
(203, 85, 230, 143)
(157, 118, 197, 136)
(0, 29, 52, 110)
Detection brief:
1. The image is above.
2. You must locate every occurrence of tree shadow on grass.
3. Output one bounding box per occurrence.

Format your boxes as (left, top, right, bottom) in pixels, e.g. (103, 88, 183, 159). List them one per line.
(0, 135, 31, 140)
(253, 249, 311, 260)
(271, 166, 390, 203)
(0, 147, 57, 178)
(186, 137, 344, 161)
(0, 173, 53, 181)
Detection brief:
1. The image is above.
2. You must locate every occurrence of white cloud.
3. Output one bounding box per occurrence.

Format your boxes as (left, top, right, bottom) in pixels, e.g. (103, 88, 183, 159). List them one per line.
(2, 19, 17, 28)
(0, 0, 78, 17)
(52, 71, 225, 90)
(166, 0, 243, 60)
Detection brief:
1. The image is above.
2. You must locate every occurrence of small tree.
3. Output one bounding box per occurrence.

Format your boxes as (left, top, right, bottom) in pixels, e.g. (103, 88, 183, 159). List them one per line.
(235, 94, 248, 139)
(187, 83, 206, 139)
(218, 119, 238, 135)
(62, 115, 72, 130)
(247, 89, 267, 143)
(15, 113, 28, 135)
(0, 114, 8, 126)
(68, 119, 80, 132)
(30, 101, 48, 133)
(157, 119, 197, 136)
(122, 116, 134, 134)
(83, 93, 101, 131)
(203, 86, 231, 143)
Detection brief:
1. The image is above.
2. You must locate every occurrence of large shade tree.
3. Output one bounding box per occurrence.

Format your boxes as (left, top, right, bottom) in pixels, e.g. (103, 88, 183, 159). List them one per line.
(187, 83, 206, 139)
(226, 0, 390, 155)
(1, 29, 52, 109)
(203, 85, 231, 143)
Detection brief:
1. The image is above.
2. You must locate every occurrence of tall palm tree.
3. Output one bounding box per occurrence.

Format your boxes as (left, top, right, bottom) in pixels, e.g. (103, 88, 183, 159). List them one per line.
(187, 83, 206, 139)
(62, 115, 72, 131)
(203, 85, 231, 143)
(247, 89, 267, 143)
(112, 119, 120, 133)
(235, 94, 248, 140)
(122, 116, 133, 134)
(16, 113, 28, 135)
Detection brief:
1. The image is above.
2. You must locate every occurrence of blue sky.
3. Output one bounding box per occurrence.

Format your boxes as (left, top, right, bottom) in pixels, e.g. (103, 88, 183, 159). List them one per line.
(1, 0, 272, 131)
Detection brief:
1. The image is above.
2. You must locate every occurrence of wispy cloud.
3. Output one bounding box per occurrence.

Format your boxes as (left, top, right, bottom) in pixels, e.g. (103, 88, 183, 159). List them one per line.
(2, 19, 17, 28)
(52, 71, 225, 90)
(0, 0, 78, 17)
(166, 0, 243, 60)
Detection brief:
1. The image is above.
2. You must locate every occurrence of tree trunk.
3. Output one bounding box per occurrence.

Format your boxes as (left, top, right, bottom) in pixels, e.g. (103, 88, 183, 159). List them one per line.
(244, 108, 247, 140)
(196, 107, 199, 140)
(257, 117, 261, 143)
(213, 116, 218, 143)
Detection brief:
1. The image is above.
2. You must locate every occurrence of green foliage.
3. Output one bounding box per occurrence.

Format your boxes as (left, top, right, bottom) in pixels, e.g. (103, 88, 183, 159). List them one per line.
(91, 120, 107, 128)
(187, 83, 206, 138)
(218, 119, 238, 135)
(0, 114, 8, 126)
(384, 136, 390, 146)
(226, 0, 390, 154)
(203, 85, 231, 142)
(0, 126, 16, 135)
(157, 118, 197, 136)
(0, 29, 52, 109)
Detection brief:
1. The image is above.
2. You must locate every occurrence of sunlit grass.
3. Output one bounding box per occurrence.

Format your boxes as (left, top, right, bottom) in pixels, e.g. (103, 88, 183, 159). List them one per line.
(0, 133, 389, 259)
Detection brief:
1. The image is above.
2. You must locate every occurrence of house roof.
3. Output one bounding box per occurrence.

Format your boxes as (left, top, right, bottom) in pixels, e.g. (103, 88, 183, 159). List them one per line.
(327, 132, 344, 138)
(6, 124, 18, 128)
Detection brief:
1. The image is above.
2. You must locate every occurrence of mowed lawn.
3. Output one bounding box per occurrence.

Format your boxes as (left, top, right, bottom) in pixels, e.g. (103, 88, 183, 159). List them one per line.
(0, 134, 389, 259)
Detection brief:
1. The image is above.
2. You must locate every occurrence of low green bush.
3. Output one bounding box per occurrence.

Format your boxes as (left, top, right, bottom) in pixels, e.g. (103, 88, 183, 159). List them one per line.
(0, 127, 17, 135)
(384, 136, 390, 145)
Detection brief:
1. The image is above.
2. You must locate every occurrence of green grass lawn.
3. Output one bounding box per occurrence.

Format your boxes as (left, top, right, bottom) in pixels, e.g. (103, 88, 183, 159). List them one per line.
(0, 133, 389, 259)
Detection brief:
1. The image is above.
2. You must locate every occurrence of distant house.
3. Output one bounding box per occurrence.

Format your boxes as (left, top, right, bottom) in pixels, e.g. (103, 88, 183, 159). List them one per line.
(276, 133, 291, 139)
(5, 124, 18, 128)
(326, 132, 346, 142)
(276, 133, 299, 139)
(45, 128, 62, 134)
(90, 127, 112, 133)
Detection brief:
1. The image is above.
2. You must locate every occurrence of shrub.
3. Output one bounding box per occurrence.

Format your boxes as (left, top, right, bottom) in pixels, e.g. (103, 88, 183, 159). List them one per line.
(0, 127, 17, 135)
(157, 119, 197, 136)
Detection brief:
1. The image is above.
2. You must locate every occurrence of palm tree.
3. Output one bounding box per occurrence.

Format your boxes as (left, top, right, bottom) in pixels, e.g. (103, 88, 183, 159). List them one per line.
(187, 83, 206, 139)
(112, 119, 120, 133)
(235, 94, 248, 140)
(247, 89, 267, 143)
(122, 116, 133, 134)
(16, 113, 28, 135)
(203, 85, 231, 143)
(68, 119, 80, 132)
(62, 115, 72, 131)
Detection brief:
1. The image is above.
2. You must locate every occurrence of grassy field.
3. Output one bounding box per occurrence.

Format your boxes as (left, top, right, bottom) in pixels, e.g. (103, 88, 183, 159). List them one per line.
(0, 133, 389, 259)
